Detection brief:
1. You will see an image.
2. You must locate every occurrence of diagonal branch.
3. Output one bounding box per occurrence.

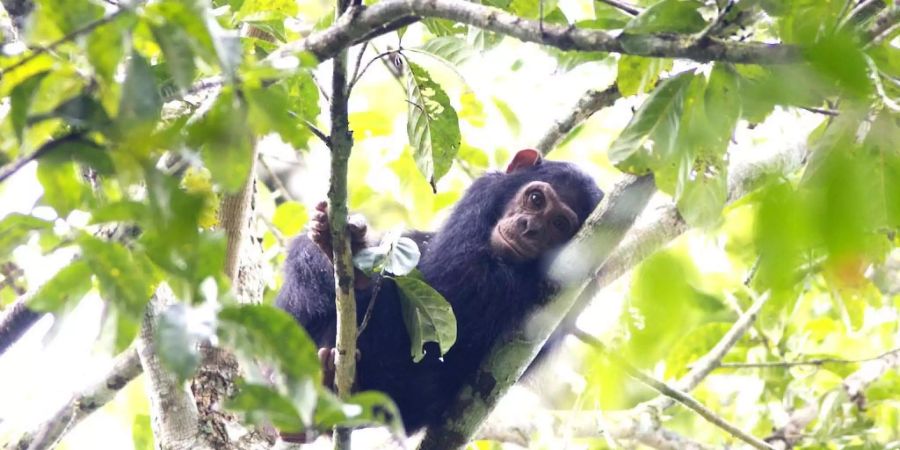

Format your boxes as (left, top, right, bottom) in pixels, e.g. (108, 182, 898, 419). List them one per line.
(270, 0, 800, 67)
(535, 84, 621, 155)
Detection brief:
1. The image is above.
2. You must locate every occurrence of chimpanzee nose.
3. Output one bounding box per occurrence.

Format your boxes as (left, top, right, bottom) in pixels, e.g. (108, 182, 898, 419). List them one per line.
(516, 216, 540, 237)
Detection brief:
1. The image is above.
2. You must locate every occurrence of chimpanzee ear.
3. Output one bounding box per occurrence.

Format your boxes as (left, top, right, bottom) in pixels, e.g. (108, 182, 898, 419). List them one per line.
(506, 149, 542, 173)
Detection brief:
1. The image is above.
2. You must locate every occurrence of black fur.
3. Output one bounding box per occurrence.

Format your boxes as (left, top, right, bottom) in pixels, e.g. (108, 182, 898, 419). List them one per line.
(276, 160, 603, 432)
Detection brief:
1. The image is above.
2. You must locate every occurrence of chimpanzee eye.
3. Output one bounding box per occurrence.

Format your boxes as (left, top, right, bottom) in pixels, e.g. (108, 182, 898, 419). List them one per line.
(528, 190, 545, 209)
(552, 215, 570, 232)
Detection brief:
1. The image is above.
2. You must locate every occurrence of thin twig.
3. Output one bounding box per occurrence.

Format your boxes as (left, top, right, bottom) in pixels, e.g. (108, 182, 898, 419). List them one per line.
(349, 41, 370, 90)
(597, 0, 641, 16)
(356, 275, 384, 338)
(0, 132, 86, 183)
(0, 9, 128, 76)
(257, 156, 296, 203)
(304, 120, 332, 147)
(800, 106, 840, 116)
(348, 50, 399, 92)
(574, 330, 775, 450)
(718, 347, 900, 370)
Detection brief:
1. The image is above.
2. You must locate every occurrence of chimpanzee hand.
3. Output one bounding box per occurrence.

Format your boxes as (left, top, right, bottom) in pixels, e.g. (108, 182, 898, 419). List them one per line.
(309, 201, 369, 259)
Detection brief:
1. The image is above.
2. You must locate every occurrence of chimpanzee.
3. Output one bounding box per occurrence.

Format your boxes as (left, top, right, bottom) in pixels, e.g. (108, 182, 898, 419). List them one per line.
(276, 149, 604, 433)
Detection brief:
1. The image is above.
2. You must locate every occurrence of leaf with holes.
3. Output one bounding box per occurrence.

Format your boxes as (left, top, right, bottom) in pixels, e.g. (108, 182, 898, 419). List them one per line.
(406, 62, 461, 191)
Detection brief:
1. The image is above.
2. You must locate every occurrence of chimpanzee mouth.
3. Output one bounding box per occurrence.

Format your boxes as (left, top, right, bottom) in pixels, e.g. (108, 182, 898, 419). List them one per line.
(498, 229, 533, 260)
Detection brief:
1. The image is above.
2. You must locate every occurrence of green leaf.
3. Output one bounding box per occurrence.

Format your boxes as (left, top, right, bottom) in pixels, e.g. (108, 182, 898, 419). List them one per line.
(406, 62, 461, 190)
(29, 261, 93, 312)
(593, 3, 634, 29)
(188, 88, 254, 192)
(675, 154, 728, 227)
(805, 32, 872, 99)
(226, 382, 304, 431)
(395, 275, 457, 362)
(246, 83, 312, 150)
(156, 303, 216, 381)
(616, 55, 667, 96)
(10, 72, 48, 143)
(353, 233, 421, 276)
(418, 37, 476, 67)
(118, 51, 163, 136)
(492, 97, 521, 136)
(314, 391, 402, 433)
(49, 94, 113, 134)
(0, 214, 52, 256)
(151, 23, 197, 90)
(218, 304, 320, 420)
(423, 18, 465, 37)
(624, 0, 707, 34)
(272, 201, 308, 237)
(40, 137, 114, 175)
(32, 0, 104, 36)
(80, 236, 157, 350)
(37, 160, 90, 216)
(608, 71, 695, 173)
(132, 414, 153, 450)
(87, 15, 131, 84)
(91, 201, 148, 224)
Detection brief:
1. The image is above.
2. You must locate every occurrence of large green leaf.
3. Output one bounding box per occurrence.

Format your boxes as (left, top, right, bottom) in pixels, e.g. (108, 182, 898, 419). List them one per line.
(608, 71, 694, 173)
(395, 274, 456, 362)
(616, 55, 669, 97)
(36, 160, 90, 216)
(29, 261, 93, 312)
(218, 304, 320, 420)
(151, 22, 198, 91)
(675, 154, 728, 227)
(188, 88, 254, 192)
(226, 382, 304, 431)
(246, 82, 312, 150)
(117, 51, 162, 136)
(624, 0, 706, 34)
(0, 214, 52, 256)
(406, 62, 461, 190)
(417, 37, 476, 67)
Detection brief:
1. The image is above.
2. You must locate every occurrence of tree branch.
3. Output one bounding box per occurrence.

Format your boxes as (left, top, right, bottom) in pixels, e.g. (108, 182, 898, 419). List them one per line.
(270, 0, 800, 67)
(0, 132, 85, 183)
(328, 2, 358, 449)
(13, 347, 143, 450)
(0, 297, 41, 356)
(535, 84, 621, 155)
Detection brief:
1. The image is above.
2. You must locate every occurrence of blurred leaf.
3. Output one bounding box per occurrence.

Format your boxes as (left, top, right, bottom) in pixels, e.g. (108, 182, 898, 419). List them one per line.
(395, 274, 456, 362)
(754, 182, 813, 293)
(423, 18, 464, 37)
(236, 0, 298, 21)
(132, 414, 153, 450)
(48, 94, 113, 134)
(624, 0, 706, 34)
(664, 322, 732, 378)
(10, 72, 48, 143)
(273, 201, 308, 237)
(29, 261, 92, 312)
(491, 97, 520, 136)
(805, 32, 872, 99)
(608, 71, 694, 173)
(0, 214, 52, 255)
(509, 0, 558, 19)
(188, 88, 254, 192)
(80, 236, 157, 350)
(157, 303, 216, 381)
(87, 15, 132, 84)
(37, 160, 90, 216)
(151, 23, 197, 91)
(91, 201, 148, 224)
(40, 137, 114, 175)
(118, 51, 162, 136)
(226, 382, 304, 431)
(458, 92, 486, 128)
(592, 4, 634, 29)
(617, 55, 667, 96)
(246, 83, 312, 149)
(218, 304, 320, 419)
(406, 62, 461, 191)
(418, 37, 475, 66)
(32, 0, 104, 37)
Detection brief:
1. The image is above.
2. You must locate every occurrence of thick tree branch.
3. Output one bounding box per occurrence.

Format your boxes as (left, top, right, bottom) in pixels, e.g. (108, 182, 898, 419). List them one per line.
(13, 347, 142, 450)
(271, 0, 800, 67)
(843, 347, 900, 408)
(138, 286, 205, 450)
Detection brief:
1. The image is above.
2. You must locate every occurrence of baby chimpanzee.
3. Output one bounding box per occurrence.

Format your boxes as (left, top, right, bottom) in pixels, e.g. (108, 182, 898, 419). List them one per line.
(277, 149, 603, 432)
